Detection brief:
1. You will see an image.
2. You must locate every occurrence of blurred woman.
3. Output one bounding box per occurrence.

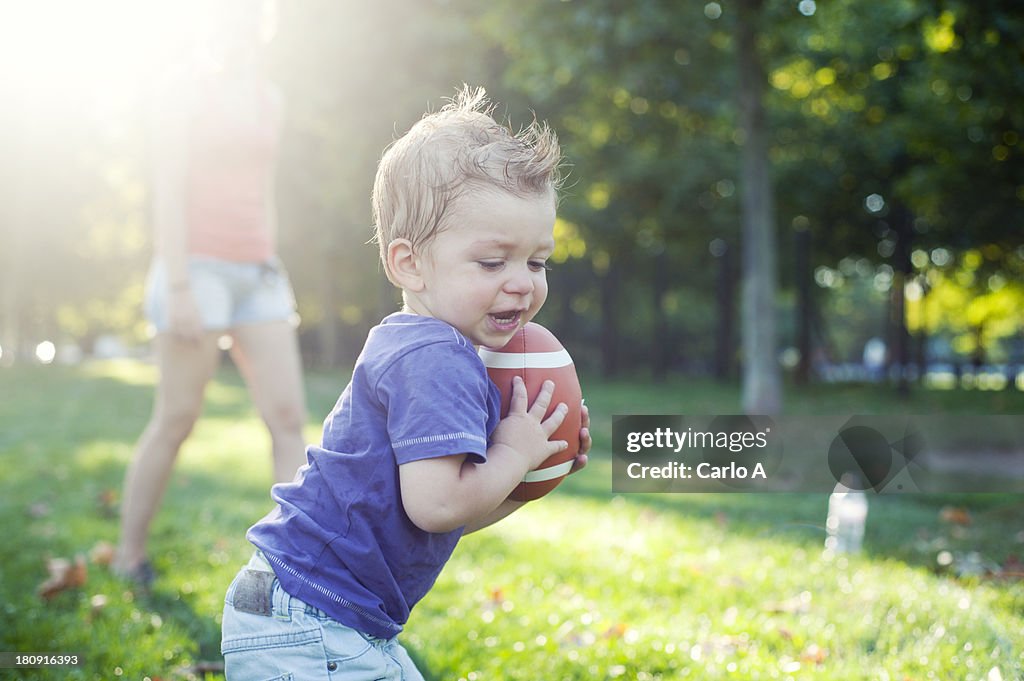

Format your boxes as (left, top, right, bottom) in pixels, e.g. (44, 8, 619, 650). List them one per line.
(114, 0, 307, 586)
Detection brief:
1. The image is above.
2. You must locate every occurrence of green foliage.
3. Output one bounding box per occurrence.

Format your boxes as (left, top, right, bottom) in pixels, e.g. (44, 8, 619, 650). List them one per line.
(908, 246, 1024, 361)
(1, 362, 1022, 679)
(3, 1, 1022, 373)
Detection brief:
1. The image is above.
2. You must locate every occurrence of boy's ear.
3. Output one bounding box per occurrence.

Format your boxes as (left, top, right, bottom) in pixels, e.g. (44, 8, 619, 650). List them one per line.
(386, 238, 425, 292)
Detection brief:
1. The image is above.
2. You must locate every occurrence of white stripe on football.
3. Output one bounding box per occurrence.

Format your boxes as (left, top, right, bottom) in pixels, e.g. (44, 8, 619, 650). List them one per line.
(522, 459, 575, 483)
(478, 348, 573, 370)
(481, 322, 583, 501)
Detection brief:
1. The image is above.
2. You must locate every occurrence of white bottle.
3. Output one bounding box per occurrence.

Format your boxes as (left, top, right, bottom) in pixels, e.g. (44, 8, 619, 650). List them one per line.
(825, 475, 868, 555)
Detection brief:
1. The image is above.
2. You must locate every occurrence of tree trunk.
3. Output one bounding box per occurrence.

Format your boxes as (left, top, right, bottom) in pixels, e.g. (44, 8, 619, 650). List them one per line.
(1, 102, 35, 365)
(0, 215, 22, 364)
(652, 250, 671, 381)
(795, 225, 812, 385)
(890, 202, 913, 397)
(914, 276, 928, 384)
(557, 261, 579, 345)
(317, 213, 342, 368)
(737, 0, 782, 415)
(714, 242, 735, 381)
(599, 259, 619, 377)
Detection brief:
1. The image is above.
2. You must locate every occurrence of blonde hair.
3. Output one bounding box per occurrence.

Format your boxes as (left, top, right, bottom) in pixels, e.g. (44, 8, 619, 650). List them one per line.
(372, 86, 562, 281)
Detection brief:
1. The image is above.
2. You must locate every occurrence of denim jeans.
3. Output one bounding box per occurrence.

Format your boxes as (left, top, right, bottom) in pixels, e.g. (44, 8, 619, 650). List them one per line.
(145, 256, 298, 333)
(221, 553, 424, 681)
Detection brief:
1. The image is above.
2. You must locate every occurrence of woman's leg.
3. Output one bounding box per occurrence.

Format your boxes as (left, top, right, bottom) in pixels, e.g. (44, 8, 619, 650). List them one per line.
(229, 320, 308, 484)
(115, 332, 222, 573)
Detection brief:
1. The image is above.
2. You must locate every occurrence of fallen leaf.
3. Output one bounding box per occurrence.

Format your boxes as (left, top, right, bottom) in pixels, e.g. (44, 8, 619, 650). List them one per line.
(38, 555, 87, 600)
(602, 622, 628, 639)
(939, 506, 972, 526)
(96, 489, 119, 518)
(800, 644, 828, 665)
(89, 541, 115, 566)
(188, 662, 225, 675)
(639, 509, 659, 524)
(985, 555, 1024, 582)
(764, 592, 812, 614)
(27, 502, 51, 519)
(89, 594, 108, 620)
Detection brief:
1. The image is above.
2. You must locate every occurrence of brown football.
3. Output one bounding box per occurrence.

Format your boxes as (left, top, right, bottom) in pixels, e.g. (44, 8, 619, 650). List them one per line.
(479, 322, 583, 501)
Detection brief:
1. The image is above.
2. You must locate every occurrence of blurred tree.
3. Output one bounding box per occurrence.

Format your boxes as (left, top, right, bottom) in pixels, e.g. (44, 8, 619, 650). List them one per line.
(269, 0, 492, 366)
(4, 0, 1020, 382)
(476, 1, 741, 378)
(909, 247, 1024, 364)
(768, 0, 1023, 386)
(737, 0, 782, 414)
(1, 91, 146, 361)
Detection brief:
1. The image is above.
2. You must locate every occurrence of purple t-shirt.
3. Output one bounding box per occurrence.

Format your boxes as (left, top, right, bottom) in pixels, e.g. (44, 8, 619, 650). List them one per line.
(247, 313, 501, 639)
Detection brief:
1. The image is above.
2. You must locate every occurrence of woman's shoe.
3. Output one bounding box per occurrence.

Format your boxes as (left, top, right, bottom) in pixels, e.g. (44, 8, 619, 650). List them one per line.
(114, 559, 157, 591)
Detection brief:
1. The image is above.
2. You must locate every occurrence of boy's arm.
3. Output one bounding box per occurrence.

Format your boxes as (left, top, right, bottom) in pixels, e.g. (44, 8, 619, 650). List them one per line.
(399, 395, 593, 532)
(461, 498, 526, 535)
(463, 404, 591, 534)
(399, 378, 567, 534)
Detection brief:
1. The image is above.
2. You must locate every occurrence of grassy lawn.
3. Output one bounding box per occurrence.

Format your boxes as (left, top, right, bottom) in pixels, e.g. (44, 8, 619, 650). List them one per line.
(1, 360, 1022, 680)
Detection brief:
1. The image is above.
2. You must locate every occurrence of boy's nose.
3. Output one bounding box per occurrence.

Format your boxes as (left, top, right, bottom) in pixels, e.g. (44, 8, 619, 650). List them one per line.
(502, 267, 535, 295)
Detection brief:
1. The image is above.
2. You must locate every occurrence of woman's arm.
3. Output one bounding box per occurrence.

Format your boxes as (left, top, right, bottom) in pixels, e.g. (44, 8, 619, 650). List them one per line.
(263, 79, 284, 243)
(149, 78, 202, 341)
(150, 80, 191, 286)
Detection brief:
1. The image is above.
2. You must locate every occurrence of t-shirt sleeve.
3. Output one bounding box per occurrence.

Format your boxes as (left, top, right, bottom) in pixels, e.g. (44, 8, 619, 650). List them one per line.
(377, 341, 492, 465)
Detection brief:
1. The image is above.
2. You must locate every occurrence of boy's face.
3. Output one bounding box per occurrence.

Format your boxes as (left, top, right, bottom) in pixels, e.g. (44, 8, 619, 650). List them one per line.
(406, 187, 556, 349)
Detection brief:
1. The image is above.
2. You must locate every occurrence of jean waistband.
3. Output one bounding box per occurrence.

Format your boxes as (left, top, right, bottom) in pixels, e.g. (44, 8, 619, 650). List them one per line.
(232, 553, 342, 625)
(246, 550, 274, 573)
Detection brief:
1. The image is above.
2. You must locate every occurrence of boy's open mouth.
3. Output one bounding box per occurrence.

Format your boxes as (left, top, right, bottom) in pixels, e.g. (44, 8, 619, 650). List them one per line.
(489, 310, 522, 327)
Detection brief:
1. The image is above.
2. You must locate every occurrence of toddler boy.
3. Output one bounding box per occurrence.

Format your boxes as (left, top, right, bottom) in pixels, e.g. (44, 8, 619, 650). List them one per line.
(221, 86, 589, 680)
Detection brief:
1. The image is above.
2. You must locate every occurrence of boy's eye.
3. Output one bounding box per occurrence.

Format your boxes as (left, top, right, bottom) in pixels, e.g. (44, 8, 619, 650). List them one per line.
(529, 260, 552, 272)
(478, 260, 504, 271)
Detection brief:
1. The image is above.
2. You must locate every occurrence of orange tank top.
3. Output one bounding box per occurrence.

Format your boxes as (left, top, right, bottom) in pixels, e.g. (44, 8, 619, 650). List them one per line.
(185, 77, 279, 262)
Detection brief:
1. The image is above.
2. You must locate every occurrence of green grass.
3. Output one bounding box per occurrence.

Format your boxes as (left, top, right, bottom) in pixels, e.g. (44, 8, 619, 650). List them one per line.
(1, 361, 1022, 680)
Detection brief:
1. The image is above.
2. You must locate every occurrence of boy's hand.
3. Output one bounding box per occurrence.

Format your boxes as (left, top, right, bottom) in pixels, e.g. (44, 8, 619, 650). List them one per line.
(569, 402, 591, 475)
(491, 376, 568, 470)
(400, 379, 576, 534)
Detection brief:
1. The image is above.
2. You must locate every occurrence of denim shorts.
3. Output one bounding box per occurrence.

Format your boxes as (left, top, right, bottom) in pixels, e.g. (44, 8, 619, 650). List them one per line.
(145, 255, 298, 333)
(221, 552, 425, 681)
